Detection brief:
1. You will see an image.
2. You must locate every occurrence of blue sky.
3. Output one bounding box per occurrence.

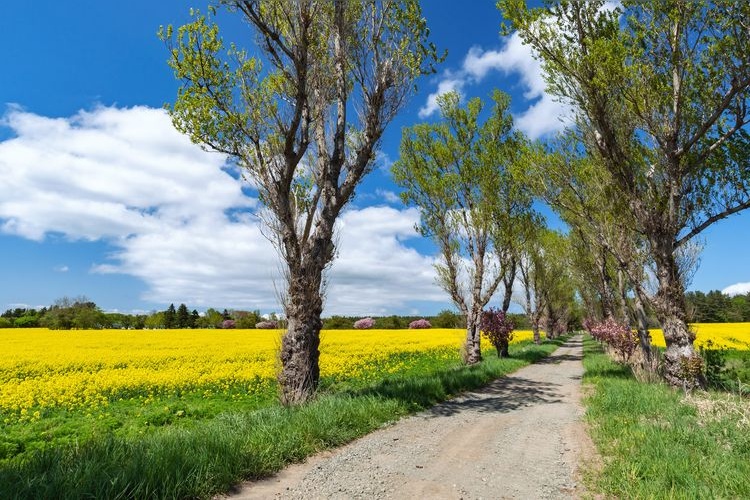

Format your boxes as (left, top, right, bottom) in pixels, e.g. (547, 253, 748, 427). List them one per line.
(1, 1, 749, 316)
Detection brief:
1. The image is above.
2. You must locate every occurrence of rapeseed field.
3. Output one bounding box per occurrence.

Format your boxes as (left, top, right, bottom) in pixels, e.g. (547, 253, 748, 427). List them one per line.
(0, 328, 534, 424)
(649, 322, 750, 350)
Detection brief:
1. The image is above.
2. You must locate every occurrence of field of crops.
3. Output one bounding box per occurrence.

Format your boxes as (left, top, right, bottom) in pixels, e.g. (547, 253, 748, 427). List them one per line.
(0, 327, 558, 498)
(0, 327, 536, 425)
(649, 322, 750, 350)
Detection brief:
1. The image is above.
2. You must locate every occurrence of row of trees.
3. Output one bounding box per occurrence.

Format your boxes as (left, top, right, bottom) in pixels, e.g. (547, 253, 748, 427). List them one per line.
(500, 0, 750, 388)
(685, 291, 750, 323)
(322, 311, 532, 330)
(0, 298, 268, 330)
(393, 90, 579, 360)
(2, 301, 537, 331)
(158, 0, 749, 402)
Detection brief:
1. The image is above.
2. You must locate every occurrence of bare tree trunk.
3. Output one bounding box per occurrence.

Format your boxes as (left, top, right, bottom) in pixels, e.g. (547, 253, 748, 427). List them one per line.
(633, 290, 653, 369)
(497, 259, 516, 358)
(279, 311, 321, 405)
(277, 228, 331, 405)
(532, 322, 541, 344)
(544, 301, 555, 340)
(278, 278, 323, 405)
(616, 267, 630, 324)
(463, 308, 483, 364)
(596, 247, 616, 320)
(501, 257, 516, 313)
(652, 246, 704, 389)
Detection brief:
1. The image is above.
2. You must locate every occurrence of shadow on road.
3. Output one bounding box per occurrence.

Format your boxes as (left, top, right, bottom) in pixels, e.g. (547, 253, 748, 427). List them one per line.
(426, 336, 583, 418)
(344, 335, 582, 419)
(426, 376, 563, 417)
(536, 353, 582, 364)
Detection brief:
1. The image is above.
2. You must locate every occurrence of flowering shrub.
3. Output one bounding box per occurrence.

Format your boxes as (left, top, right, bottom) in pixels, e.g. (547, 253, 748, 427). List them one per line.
(480, 307, 514, 357)
(221, 319, 236, 329)
(409, 318, 432, 329)
(255, 321, 278, 329)
(582, 317, 596, 336)
(586, 317, 638, 361)
(353, 317, 375, 329)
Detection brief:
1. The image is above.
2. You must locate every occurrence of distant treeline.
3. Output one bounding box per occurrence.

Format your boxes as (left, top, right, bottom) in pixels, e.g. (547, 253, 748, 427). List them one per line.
(4, 291, 747, 330)
(0, 298, 266, 330)
(322, 311, 530, 330)
(686, 290, 750, 323)
(0, 297, 533, 331)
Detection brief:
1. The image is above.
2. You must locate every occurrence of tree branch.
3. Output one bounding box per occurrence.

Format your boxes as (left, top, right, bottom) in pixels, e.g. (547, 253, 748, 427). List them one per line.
(676, 198, 750, 248)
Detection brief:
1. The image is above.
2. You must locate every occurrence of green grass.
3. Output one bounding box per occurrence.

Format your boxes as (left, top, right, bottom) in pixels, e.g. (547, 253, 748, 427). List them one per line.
(582, 336, 750, 499)
(701, 345, 750, 395)
(0, 338, 565, 499)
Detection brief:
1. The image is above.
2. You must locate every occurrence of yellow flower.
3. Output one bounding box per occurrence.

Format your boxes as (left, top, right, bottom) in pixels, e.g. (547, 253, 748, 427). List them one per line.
(0, 327, 537, 423)
(648, 323, 750, 350)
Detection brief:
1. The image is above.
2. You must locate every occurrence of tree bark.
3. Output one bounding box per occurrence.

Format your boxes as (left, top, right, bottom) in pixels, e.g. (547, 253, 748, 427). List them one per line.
(596, 247, 616, 320)
(616, 267, 630, 324)
(463, 309, 483, 364)
(501, 257, 516, 313)
(652, 245, 704, 389)
(544, 302, 556, 340)
(277, 221, 333, 404)
(278, 307, 322, 405)
(498, 340, 510, 358)
(278, 262, 325, 405)
(633, 290, 654, 370)
(498, 260, 515, 358)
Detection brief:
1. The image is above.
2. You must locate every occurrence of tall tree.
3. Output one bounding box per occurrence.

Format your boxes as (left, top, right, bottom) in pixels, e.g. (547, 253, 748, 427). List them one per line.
(164, 304, 177, 329)
(538, 230, 575, 339)
(394, 90, 527, 363)
(161, 0, 440, 404)
(502, 0, 750, 387)
(517, 222, 547, 344)
(190, 309, 200, 328)
(520, 140, 656, 360)
(176, 303, 190, 328)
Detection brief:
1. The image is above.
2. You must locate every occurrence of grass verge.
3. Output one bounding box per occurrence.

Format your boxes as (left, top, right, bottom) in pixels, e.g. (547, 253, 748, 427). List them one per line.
(582, 336, 750, 499)
(0, 337, 565, 499)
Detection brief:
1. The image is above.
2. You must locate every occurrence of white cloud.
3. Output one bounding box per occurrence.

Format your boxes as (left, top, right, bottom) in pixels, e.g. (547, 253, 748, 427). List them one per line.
(602, 1, 623, 14)
(722, 282, 750, 296)
(514, 94, 573, 140)
(419, 34, 573, 139)
(329, 206, 443, 315)
(0, 106, 448, 315)
(375, 189, 401, 204)
(0, 105, 249, 240)
(374, 150, 394, 172)
(418, 75, 466, 119)
(54, 265, 69, 273)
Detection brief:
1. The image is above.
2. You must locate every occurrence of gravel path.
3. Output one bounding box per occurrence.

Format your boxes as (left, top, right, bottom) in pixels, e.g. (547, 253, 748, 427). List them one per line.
(226, 335, 590, 499)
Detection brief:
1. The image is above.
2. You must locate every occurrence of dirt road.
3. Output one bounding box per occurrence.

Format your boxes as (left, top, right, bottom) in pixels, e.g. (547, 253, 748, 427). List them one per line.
(228, 335, 590, 499)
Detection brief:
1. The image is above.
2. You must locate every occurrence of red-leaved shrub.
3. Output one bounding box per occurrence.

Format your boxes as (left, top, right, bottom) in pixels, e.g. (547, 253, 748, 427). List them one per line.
(480, 307, 515, 357)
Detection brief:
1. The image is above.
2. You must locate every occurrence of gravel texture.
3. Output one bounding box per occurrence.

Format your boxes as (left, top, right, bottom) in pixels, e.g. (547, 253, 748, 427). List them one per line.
(226, 335, 590, 500)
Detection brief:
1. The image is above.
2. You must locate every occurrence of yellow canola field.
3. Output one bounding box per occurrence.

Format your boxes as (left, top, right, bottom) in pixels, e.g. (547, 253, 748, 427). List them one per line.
(649, 323, 750, 350)
(0, 328, 534, 422)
